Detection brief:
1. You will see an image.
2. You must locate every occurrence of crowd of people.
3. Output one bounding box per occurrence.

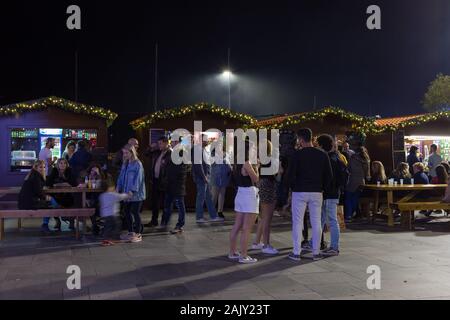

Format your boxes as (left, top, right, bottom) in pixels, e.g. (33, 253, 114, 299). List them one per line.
(17, 128, 450, 260)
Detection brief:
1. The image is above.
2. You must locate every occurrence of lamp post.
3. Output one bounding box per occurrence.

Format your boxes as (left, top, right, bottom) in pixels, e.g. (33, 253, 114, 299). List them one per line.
(222, 70, 232, 109)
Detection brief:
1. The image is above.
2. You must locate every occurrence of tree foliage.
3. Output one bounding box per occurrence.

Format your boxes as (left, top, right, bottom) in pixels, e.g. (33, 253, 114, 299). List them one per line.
(423, 73, 450, 112)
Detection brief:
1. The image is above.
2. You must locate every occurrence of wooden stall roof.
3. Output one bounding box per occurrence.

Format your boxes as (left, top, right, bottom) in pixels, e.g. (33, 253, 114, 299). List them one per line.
(0, 96, 118, 126)
(130, 103, 257, 130)
(256, 106, 369, 130)
(371, 111, 450, 133)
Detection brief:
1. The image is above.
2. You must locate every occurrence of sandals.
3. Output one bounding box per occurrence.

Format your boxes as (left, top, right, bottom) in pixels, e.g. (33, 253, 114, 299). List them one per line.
(101, 240, 115, 246)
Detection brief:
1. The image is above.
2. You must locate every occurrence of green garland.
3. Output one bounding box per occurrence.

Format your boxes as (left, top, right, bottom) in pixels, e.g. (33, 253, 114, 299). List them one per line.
(367, 111, 450, 134)
(255, 106, 370, 131)
(0, 96, 118, 126)
(130, 103, 257, 130)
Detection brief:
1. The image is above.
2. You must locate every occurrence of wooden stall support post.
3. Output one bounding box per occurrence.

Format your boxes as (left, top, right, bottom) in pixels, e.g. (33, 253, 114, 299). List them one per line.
(0, 218, 4, 240)
(387, 191, 394, 227)
(371, 190, 379, 224)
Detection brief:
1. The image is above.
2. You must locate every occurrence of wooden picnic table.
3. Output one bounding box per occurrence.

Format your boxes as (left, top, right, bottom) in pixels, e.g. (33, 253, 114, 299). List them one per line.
(0, 186, 104, 237)
(364, 184, 448, 226)
(0, 186, 103, 208)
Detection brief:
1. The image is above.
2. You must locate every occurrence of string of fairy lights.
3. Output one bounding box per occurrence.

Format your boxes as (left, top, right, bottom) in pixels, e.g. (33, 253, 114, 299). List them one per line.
(1, 96, 448, 134)
(0, 96, 118, 126)
(130, 103, 257, 130)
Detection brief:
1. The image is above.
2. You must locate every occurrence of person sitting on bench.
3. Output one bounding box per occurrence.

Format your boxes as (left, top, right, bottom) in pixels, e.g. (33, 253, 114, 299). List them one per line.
(18, 160, 58, 233)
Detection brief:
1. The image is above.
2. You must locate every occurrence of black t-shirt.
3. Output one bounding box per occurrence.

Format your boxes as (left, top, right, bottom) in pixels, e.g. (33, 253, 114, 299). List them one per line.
(286, 147, 333, 193)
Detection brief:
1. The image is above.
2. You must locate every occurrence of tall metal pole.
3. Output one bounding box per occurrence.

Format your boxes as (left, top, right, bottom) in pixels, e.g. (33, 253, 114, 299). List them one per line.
(227, 47, 231, 109)
(154, 43, 158, 112)
(74, 51, 78, 102)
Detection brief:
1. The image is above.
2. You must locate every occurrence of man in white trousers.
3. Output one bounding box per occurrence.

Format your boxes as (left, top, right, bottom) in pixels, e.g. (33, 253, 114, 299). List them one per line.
(285, 128, 333, 261)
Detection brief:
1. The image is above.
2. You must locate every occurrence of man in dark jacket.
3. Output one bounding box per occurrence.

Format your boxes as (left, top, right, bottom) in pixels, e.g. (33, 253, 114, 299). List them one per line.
(316, 134, 345, 256)
(160, 139, 188, 233)
(147, 136, 172, 227)
(69, 140, 93, 183)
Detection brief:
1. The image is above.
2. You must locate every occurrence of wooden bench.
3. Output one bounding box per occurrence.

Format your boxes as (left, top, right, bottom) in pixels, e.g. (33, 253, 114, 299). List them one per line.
(391, 201, 450, 230)
(0, 208, 96, 240)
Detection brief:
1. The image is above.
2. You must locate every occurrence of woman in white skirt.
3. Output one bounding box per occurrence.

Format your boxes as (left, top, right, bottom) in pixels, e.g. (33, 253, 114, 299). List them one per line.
(229, 141, 260, 264)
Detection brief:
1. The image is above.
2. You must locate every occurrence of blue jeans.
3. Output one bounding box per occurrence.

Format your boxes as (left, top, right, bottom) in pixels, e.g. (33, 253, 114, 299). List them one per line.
(124, 201, 143, 233)
(161, 194, 186, 228)
(321, 199, 340, 250)
(344, 191, 360, 220)
(43, 197, 59, 225)
(195, 178, 218, 220)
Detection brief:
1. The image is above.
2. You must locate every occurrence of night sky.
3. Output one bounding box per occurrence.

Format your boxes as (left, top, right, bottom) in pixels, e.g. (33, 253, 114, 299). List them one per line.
(1, 0, 450, 120)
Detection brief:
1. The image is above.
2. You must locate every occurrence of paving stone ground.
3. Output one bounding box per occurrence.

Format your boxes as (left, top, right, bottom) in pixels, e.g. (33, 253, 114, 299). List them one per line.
(1, 211, 450, 300)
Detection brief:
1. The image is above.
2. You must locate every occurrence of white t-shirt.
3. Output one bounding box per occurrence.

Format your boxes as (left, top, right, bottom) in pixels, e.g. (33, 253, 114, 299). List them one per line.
(39, 147, 52, 176)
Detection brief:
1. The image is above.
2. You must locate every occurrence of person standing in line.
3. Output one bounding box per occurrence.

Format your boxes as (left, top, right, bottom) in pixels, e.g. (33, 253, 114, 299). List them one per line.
(39, 138, 56, 176)
(316, 134, 345, 256)
(62, 140, 76, 162)
(251, 139, 279, 255)
(229, 140, 260, 264)
(427, 144, 443, 181)
(117, 144, 146, 243)
(211, 144, 232, 219)
(69, 140, 93, 183)
(147, 136, 172, 227)
(407, 146, 421, 176)
(285, 128, 333, 262)
(160, 138, 188, 234)
(192, 134, 223, 223)
(344, 145, 370, 223)
(112, 138, 140, 171)
(341, 141, 355, 164)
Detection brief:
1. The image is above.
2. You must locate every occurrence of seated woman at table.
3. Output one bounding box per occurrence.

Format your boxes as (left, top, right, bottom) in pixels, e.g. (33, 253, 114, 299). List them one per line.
(441, 162, 450, 175)
(390, 162, 412, 184)
(412, 162, 430, 185)
(370, 161, 387, 184)
(431, 165, 449, 185)
(46, 158, 78, 231)
(79, 163, 108, 235)
(18, 160, 58, 233)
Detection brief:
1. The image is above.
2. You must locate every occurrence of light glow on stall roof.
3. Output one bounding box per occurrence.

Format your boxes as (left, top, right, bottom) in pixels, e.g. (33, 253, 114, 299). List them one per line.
(39, 128, 63, 135)
(405, 135, 450, 141)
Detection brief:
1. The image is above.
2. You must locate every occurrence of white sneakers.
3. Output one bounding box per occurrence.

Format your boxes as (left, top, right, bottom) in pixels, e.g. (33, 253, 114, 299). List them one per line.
(251, 242, 279, 255)
(262, 245, 279, 255)
(197, 217, 225, 223)
(251, 242, 264, 250)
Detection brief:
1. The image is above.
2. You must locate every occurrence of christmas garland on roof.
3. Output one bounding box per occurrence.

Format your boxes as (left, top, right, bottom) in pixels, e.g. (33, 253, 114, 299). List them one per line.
(130, 103, 257, 130)
(367, 110, 450, 134)
(0, 96, 118, 126)
(255, 106, 370, 130)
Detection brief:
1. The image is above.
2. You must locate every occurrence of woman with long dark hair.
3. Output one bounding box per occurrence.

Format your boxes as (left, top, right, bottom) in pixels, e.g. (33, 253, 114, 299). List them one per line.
(344, 146, 370, 223)
(46, 158, 78, 231)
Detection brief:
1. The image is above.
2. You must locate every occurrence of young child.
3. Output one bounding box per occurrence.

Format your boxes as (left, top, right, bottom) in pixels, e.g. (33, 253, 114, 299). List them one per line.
(99, 179, 132, 246)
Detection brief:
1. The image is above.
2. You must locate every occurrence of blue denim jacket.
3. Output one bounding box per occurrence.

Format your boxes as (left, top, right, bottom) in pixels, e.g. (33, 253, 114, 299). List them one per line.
(117, 159, 146, 202)
(211, 157, 232, 188)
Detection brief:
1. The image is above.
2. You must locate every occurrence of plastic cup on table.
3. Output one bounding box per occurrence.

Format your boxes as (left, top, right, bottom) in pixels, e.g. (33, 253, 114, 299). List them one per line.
(394, 181, 398, 187)
(411, 178, 414, 185)
(400, 179, 404, 186)
(377, 181, 381, 187)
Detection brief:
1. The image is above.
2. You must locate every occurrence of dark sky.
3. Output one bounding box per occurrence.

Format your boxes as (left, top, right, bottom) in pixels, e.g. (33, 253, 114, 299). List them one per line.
(1, 0, 449, 119)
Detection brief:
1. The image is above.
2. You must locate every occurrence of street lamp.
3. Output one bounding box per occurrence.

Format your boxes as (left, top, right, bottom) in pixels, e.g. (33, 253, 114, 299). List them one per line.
(222, 69, 232, 109)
